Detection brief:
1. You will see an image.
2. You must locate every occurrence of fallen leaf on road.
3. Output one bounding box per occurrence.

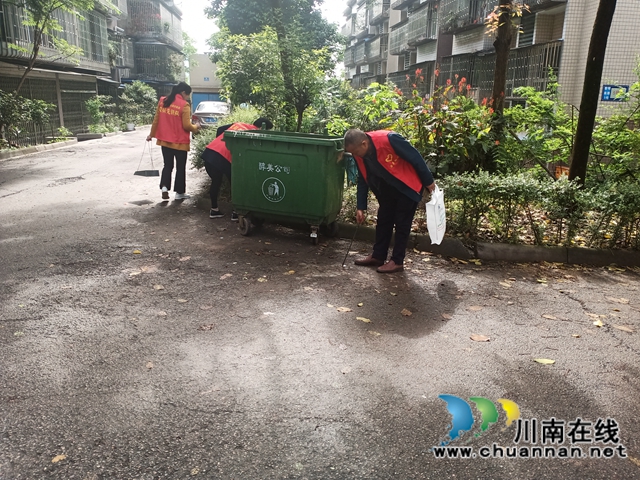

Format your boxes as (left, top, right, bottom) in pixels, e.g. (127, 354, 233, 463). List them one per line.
(390, 292, 397, 296)
(164, 239, 170, 242)
(257, 278, 267, 283)
(220, 273, 232, 280)
(629, 457, 640, 467)
(198, 324, 215, 331)
(585, 313, 606, 319)
(542, 314, 557, 320)
(612, 308, 621, 312)
(337, 307, 352, 313)
(129, 271, 141, 276)
(499, 281, 512, 288)
(327, 303, 334, 308)
(369, 331, 381, 336)
(442, 313, 452, 320)
(401, 308, 412, 317)
(199, 306, 212, 311)
(146, 362, 153, 369)
(613, 325, 634, 333)
(357, 302, 364, 307)
(51, 455, 66, 463)
(341, 367, 351, 374)
(339, 344, 347, 350)
(191, 468, 200, 476)
(14, 331, 24, 337)
(606, 297, 629, 304)
(133, 250, 142, 254)
(284, 270, 295, 275)
(179, 256, 191, 262)
(537, 278, 547, 283)
(356, 316, 371, 323)
(572, 334, 581, 338)
(470, 334, 490, 342)
(593, 319, 604, 327)
(264, 242, 272, 245)
(468, 306, 483, 311)
(422, 257, 430, 262)
(154, 285, 165, 290)
(158, 311, 167, 316)
(469, 259, 482, 265)
(177, 299, 188, 303)
(534, 358, 555, 365)
(304, 287, 313, 291)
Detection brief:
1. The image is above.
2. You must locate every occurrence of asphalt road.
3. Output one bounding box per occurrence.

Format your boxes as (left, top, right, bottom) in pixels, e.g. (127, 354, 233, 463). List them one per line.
(1, 131, 639, 479)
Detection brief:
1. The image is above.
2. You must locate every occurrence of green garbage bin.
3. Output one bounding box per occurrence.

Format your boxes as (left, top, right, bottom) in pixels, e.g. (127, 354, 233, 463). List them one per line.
(224, 130, 345, 243)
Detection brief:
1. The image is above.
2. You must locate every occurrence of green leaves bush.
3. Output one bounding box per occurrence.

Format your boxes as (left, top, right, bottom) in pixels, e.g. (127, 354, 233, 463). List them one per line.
(441, 173, 640, 249)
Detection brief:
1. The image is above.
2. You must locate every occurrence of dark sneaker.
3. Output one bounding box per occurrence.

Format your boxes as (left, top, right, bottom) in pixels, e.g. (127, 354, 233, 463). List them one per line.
(209, 208, 224, 219)
(161, 186, 169, 200)
(231, 212, 239, 222)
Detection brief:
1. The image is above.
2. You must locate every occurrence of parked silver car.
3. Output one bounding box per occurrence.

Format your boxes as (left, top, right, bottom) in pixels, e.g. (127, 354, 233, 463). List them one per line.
(192, 101, 230, 126)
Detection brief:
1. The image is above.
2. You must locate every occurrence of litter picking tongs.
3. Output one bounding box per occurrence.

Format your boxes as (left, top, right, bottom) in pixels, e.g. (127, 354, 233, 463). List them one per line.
(134, 140, 160, 177)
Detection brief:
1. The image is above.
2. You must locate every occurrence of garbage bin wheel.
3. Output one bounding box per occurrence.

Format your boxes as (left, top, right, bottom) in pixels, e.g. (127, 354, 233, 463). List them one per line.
(327, 221, 339, 238)
(310, 225, 319, 245)
(239, 216, 252, 236)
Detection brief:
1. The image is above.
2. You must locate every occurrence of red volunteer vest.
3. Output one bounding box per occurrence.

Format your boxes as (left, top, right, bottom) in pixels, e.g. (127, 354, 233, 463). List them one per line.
(155, 96, 191, 144)
(354, 131, 423, 194)
(206, 122, 259, 162)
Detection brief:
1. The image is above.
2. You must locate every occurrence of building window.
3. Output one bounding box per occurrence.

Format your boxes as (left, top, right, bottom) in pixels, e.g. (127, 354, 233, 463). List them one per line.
(518, 13, 535, 47)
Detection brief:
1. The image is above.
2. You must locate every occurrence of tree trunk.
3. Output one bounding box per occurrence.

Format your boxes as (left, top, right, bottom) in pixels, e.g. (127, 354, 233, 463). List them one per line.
(568, 0, 617, 186)
(269, 0, 297, 131)
(15, 28, 44, 94)
(490, 2, 513, 119)
(296, 108, 303, 132)
(485, 2, 514, 171)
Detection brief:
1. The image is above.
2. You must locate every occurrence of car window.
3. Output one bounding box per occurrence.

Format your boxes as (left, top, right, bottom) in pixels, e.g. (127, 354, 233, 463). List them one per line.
(197, 102, 229, 113)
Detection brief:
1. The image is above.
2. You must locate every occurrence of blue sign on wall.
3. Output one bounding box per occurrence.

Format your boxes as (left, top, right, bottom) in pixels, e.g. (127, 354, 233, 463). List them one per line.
(601, 84, 629, 102)
(204, 77, 210, 82)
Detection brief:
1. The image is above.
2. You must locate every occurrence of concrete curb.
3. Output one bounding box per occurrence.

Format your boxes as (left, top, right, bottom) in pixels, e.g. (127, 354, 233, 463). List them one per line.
(0, 138, 78, 161)
(194, 196, 640, 267)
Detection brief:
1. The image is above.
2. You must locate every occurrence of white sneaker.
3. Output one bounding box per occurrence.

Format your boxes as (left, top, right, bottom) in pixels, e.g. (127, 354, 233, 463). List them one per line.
(175, 193, 191, 200)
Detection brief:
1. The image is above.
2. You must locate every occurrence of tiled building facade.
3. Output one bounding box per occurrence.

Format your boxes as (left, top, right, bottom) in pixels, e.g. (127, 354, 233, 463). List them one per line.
(343, 0, 640, 116)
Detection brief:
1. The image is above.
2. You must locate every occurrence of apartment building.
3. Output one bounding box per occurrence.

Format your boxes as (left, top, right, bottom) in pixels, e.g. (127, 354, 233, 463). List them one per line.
(0, 0, 185, 144)
(343, 0, 640, 116)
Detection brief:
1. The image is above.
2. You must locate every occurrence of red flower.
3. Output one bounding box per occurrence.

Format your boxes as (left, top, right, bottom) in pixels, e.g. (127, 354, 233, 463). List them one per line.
(415, 68, 422, 75)
(454, 74, 459, 80)
(420, 76, 424, 82)
(446, 79, 451, 86)
(460, 77, 467, 83)
(406, 74, 410, 80)
(481, 97, 487, 106)
(495, 140, 500, 146)
(434, 69, 439, 77)
(467, 84, 471, 91)
(412, 83, 417, 88)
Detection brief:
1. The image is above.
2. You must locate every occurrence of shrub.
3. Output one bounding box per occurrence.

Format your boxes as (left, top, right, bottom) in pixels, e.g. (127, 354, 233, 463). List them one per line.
(190, 104, 264, 170)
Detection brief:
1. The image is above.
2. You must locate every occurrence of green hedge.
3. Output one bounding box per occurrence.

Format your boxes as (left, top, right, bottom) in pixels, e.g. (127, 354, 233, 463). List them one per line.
(440, 172, 640, 250)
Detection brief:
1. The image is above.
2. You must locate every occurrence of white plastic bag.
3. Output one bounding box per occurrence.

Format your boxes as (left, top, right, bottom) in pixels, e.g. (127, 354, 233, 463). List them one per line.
(425, 185, 446, 245)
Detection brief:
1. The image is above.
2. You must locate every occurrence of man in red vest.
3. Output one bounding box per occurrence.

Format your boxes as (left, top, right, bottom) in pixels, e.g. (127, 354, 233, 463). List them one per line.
(344, 128, 436, 273)
(201, 117, 273, 220)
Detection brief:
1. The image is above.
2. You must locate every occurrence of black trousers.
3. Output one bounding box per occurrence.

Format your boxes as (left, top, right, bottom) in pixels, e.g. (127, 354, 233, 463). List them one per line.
(202, 149, 231, 209)
(160, 147, 188, 194)
(372, 182, 418, 265)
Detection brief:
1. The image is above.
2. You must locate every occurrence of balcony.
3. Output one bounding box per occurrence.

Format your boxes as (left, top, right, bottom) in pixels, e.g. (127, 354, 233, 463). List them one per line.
(439, 0, 494, 34)
(387, 60, 435, 96)
(367, 34, 389, 63)
(389, 21, 410, 55)
(341, 20, 354, 38)
(370, 0, 390, 25)
(407, 3, 438, 46)
(354, 42, 367, 65)
(351, 72, 380, 89)
(391, 0, 416, 10)
(344, 46, 356, 67)
(354, 7, 368, 38)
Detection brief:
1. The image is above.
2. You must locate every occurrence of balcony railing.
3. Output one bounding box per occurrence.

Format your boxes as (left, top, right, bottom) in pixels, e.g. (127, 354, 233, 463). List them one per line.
(354, 7, 368, 38)
(341, 21, 354, 37)
(351, 72, 380, 89)
(367, 34, 389, 63)
(344, 46, 356, 67)
(407, 4, 438, 46)
(388, 60, 435, 96)
(354, 42, 367, 65)
(391, 0, 416, 10)
(370, 0, 390, 25)
(389, 21, 410, 55)
(439, 0, 494, 34)
(472, 40, 564, 101)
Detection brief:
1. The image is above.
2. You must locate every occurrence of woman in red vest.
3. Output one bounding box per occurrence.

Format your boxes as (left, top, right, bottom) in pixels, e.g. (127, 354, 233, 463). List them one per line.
(344, 128, 436, 273)
(146, 82, 200, 200)
(201, 117, 273, 220)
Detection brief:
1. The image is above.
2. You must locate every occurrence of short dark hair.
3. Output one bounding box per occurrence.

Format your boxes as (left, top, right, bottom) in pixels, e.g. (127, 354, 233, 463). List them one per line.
(253, 117, 273, 130)
(344, 128, 367, 148)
